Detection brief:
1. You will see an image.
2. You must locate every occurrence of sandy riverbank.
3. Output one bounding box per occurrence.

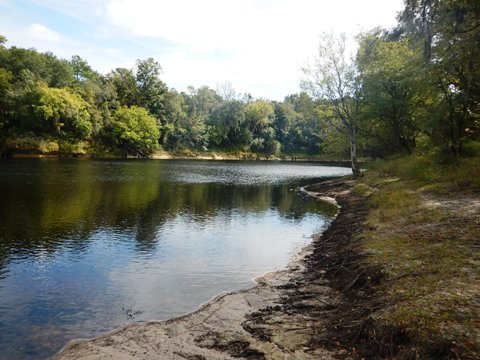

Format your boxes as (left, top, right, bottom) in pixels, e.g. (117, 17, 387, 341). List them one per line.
(52, 178, 365, 360)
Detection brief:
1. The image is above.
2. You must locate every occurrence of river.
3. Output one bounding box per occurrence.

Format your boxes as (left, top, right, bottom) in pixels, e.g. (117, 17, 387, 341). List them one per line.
(0, 158, 350, 359)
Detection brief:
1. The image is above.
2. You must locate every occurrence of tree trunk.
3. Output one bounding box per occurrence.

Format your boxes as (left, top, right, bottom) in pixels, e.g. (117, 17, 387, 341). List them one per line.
(349, 124, 361, 177)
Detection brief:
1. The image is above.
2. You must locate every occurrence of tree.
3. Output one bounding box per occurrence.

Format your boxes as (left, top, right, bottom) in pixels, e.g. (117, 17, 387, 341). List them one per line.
(162, 90, 188, 147)
(208, 100, 248, 148)
(110, 106, 159, 156)
(107, 67, 139, 108)
(400, 0, 480, 155)
(282, 93, 325, 155)
(32, 85, 92, 138)
(0, 68, 13, 133)
(162, 90, 208, 149)
(216, 81, 237, 101)
(44, 52, 74, 88)
(245, 100, 275, 132)
(0, 47, 73, 88)
(135, 58, 167, 121)
(185, 86, 220, 117)
(356, 30, 423, 156)
(245, 100, 279, 155)
(302, 32, 361, 176)
(70, 55, 98, 81)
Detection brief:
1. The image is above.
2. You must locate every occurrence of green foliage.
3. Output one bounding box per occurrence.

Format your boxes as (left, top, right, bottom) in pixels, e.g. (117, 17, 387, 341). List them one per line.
(245, 100, 274, 130)
(245, 100, 280, 155)
(162, 90, 209, 149)
(0, 47, 74, 88)
(110, 106, 159, 155)
(357, 31, 423, 156)
(281, 93, 325, 154)
(185, 86, 221, 117)
(208, 100, 248, 148)
(0, 68, 13, 122)
(399, 0, 480, 156)
(0, 36, 323, 157)
(135, 58, 167, 120)
(32, 85, 92, 138)
(70, 55, 98, 81)
(162, 90, 188, 146)
(107, 67, 139, 107)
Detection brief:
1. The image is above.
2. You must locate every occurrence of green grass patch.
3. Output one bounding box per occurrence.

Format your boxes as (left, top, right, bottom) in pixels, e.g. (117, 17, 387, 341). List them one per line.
(368, 153, 480, 192)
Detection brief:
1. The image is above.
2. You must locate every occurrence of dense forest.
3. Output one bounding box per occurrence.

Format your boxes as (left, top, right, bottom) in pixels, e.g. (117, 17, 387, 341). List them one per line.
(0, 0, 478, 169)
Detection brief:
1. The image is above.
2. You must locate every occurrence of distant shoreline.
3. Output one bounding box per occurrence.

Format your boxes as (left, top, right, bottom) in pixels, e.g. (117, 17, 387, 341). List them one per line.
(2, 150, 356, 166)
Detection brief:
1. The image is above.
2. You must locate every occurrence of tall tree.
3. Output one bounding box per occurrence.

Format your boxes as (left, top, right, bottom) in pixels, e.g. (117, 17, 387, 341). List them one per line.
(302, 32, 361, 176)
(70, 55, 98, 81)
(357, 30, 423, 156)
(400, 0, 480, 155)
(107, 68, 139, 108)
(135, 58, 167, 122)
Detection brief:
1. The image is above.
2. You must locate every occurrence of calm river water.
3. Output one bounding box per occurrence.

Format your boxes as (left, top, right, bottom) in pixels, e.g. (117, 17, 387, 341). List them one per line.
(0, 159, 350, 359)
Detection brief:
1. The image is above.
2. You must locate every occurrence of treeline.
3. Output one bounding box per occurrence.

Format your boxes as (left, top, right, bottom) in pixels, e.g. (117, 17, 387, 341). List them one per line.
(0, 0, 479, 164)
(0, 37, 324, 158)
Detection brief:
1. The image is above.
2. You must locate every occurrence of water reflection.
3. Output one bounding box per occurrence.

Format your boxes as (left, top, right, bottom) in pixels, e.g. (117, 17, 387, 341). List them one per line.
(0, 159, 347, 360)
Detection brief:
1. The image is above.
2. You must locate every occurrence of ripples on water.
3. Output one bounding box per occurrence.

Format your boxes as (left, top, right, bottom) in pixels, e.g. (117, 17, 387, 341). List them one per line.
(0, 159, 350, 360)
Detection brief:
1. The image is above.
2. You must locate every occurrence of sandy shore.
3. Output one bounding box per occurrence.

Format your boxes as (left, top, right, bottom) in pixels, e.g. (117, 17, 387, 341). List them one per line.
(52, 179, 362, 360)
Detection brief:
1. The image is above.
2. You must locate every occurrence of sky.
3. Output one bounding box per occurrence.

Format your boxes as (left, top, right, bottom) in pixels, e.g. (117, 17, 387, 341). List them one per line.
(0, 0, 404, 100)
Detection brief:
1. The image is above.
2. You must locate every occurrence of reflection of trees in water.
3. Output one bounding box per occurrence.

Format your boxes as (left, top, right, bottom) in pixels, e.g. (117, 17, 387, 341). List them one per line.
(0, 160, 335, 269)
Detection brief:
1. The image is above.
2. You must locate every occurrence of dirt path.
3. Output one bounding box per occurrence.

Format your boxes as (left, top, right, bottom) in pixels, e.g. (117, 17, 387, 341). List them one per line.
(53, 179, 368, 360)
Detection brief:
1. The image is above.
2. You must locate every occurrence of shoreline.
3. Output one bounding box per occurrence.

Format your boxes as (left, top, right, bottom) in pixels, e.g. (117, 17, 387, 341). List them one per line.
(52, 178, 362, 359)
(2, 150, 356, 166)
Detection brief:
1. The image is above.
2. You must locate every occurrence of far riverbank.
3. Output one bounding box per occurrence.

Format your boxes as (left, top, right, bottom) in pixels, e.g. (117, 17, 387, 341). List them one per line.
(2, 148, 357, 167)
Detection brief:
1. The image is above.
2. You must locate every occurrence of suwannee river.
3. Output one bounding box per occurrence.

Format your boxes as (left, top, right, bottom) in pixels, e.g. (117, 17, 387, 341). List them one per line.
(0, 158, 350, 359)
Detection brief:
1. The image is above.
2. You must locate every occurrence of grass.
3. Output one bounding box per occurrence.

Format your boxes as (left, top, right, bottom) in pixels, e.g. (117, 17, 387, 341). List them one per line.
(355, 154, 480, 358)
(368, 153, 480, 190)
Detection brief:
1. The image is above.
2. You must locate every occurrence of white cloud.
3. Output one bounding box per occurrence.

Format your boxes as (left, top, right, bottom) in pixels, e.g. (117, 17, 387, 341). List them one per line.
(1, 21, 126, 74)
(103, 0, 403, 99)
(2, 0, 404, 99)
(26, 23, 62, 43)
(105, 0, 402, 48)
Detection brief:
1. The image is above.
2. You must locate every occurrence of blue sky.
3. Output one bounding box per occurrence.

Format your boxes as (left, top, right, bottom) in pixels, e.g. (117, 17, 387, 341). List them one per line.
(1, 0, 404, 100)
